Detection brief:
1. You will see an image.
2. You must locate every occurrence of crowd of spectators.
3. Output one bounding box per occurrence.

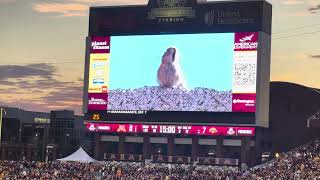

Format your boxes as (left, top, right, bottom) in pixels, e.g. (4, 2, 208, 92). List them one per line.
(0, 160, 241, 180)
(243, 139, 320, 180)
(0, 161, 100, 179)
(0, 139, 319, 180)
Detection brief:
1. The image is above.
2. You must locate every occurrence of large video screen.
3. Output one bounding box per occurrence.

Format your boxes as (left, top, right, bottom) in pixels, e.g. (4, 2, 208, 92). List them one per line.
(87, 32, 258, 113)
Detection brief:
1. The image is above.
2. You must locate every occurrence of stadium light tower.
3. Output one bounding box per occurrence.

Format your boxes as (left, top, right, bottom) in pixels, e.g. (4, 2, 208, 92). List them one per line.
(0, 107, 6, 144)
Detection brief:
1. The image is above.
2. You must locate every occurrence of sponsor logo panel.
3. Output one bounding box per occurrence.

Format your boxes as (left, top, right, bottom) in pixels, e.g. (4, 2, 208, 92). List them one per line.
(234, 32, 258, 51)
(237, 128, 255, 136)
(232, 32, 258, 112)
(232, 93, 256, 112)
(88, 93, 108, 110)
(90, 36, 110, 54)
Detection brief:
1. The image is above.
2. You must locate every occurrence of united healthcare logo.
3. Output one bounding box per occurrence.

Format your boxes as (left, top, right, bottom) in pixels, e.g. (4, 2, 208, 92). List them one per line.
(148, 0, 196, 22)
(204, 10, 215, 26)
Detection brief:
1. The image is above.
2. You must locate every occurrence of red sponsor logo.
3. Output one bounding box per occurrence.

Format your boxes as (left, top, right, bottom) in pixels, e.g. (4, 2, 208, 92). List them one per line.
(102, 86, 108, 93)
(88, 93, 108, 111)
(233, 99, 255, 105)
(90, 36, 110, 54)
(232, 93, 256, 112)
(234, 32, 258, 51)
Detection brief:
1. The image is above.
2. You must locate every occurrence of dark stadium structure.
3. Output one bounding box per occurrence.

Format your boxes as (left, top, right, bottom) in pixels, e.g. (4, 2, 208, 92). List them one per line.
(268, 82, 320, 153)
(0, 108, 83, 161)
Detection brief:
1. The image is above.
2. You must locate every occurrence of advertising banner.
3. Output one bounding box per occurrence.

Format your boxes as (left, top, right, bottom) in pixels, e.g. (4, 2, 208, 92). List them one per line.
(88, 93, 108, 110)
(90, 36, 110, 54)
(151, 155, 191, 164)
(87, 36, 111, 111)
(104, 154, 144, 162)
(232, 32, 258, 112)
(88, 53, 110, 93)
(198, 157, 239, 166)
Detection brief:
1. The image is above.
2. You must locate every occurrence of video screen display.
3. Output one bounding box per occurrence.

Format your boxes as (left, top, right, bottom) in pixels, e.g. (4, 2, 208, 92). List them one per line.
(87, 32, 258, 113)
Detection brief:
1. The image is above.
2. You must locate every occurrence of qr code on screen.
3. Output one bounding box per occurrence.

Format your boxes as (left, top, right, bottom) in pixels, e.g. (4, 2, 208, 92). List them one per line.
(233, 63, 256, 86)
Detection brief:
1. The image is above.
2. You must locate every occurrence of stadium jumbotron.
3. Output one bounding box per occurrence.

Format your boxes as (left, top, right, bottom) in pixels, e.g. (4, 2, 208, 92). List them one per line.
(0, 0, 319, 179)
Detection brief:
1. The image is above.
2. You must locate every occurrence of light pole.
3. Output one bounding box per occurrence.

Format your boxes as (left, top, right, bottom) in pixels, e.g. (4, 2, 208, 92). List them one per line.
(0, 108, 7, 144)
(41, 119, 49, 162)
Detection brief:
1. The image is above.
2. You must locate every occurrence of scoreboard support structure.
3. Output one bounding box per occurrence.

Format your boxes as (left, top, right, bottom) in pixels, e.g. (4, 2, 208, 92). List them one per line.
(92, 133, 254, 165)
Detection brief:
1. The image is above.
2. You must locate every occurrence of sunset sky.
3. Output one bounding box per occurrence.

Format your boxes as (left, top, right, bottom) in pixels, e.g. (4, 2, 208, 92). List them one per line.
(0, 0, 319, 114)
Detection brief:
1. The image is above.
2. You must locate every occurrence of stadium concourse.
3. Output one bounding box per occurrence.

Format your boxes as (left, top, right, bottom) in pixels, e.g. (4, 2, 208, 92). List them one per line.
(0, 139, 319, 180)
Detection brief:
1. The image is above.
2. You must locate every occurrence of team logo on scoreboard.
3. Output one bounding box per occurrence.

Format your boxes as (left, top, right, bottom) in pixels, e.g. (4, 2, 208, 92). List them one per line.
(148, 0, 196, 22)
(88, 124, 96, 131)
(209, 127, 218, 134)
(117, 125, 127, 132)
(92, 113, 101, 121)
(227, 128, 236, 135)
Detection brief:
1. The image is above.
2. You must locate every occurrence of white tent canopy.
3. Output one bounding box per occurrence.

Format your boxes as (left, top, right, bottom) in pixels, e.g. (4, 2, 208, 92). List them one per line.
(57, 147, 98, 163)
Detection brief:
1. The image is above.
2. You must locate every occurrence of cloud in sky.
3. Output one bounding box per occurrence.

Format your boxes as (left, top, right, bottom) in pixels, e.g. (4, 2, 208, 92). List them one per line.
(0, 63, 56, 80)
(307, 0, 319, 7)
(71, 0, 147, 4)
(45, 90, 82, 104)
(33, 3, 88, 17)
(0, 63, 83, 114)
(310, 54, 320, 58)
(309, 4, 320, 12)
(0, 82, 83, 114)
(32, 0, 147, 17)
(286, 11, 309, 17)
(282, 0, 304, 5)
(0, 100, 49, 113)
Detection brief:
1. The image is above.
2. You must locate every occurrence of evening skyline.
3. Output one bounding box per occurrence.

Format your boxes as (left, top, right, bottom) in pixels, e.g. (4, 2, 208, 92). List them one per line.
(0, 0, 319, 114)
